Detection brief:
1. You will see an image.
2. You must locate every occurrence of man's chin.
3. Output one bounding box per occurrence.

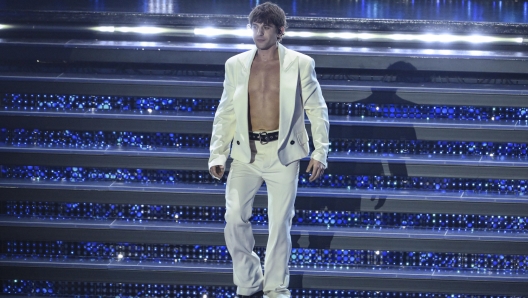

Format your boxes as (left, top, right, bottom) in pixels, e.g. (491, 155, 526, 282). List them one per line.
(255, 43, 276, 51)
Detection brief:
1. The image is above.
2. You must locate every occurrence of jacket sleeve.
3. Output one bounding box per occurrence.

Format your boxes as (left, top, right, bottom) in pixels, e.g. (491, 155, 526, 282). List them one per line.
(208, 59, 237, 169)
(300, 57, 330, 168)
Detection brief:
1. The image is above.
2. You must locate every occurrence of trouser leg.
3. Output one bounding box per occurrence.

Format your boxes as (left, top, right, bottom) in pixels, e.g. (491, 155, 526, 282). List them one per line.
(224, 158, 264, 296)
(262, 157, 299, 297)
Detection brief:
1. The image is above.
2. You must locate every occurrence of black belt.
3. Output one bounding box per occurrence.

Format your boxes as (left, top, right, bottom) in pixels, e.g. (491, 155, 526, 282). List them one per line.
(249, 131, 279, 144)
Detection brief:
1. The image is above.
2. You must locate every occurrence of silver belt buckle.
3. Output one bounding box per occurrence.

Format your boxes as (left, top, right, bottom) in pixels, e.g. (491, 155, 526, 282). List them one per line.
(259, 131, 268, 145)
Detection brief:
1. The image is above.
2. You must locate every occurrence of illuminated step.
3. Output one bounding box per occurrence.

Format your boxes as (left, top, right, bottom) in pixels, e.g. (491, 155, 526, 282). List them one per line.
(1, 39, 528, 73)
(0, 110, 213, 134)
(0, 279, 516, 298)
(0, 257, 527, 295)
(0, 6, 526, 36)
(1, 126, 526, 157)
(1, 216, 527, 254)
(1, 145, 527, 179)
(1, 180, 527, 216)
(0, 73, 224, 99)
(1, 72, 528, 107)
(328, 116, 528, 143)
(1, 110, 527, 142)
(2, 239, 528, 272)
(4, 92, 528, 122)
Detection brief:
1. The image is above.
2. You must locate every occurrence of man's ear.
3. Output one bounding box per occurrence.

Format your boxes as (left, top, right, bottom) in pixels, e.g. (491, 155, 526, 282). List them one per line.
(279, 26, 285, 36)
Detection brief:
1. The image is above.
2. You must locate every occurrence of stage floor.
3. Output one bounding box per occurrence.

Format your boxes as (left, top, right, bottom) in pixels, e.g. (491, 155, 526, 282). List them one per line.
(0, 0, 527, 23)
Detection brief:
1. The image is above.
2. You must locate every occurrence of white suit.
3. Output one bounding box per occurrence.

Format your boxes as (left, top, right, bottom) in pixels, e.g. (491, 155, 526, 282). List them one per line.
(208, 43, 329, 297)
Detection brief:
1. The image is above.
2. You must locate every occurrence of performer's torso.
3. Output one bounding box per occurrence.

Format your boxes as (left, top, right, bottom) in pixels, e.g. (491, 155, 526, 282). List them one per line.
(247, 55, 281, 132)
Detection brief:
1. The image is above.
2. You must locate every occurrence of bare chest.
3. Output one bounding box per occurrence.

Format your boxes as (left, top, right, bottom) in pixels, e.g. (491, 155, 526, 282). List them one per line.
(248, 61, 280, 99)
(247, 59, 281, 131)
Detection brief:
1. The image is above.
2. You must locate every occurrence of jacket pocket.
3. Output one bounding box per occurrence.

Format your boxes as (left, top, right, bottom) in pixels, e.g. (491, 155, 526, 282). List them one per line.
(296, 130, 309, 146)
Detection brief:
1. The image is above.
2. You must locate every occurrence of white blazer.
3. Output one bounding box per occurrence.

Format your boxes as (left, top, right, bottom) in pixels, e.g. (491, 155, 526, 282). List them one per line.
(208, 43, 329, 169)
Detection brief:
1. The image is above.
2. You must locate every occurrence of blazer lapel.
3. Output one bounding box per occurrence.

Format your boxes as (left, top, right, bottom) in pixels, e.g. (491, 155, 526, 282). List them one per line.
(233, 48, 257, 140)
(278, 43, 299, 148)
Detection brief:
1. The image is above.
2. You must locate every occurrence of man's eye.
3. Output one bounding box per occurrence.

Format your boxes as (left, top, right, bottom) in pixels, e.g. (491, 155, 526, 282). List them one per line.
(264, 27, 270, 30)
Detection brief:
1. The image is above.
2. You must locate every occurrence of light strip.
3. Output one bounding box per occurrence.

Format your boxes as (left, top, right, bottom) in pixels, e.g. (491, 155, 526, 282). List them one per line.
(94, 26, 169, 34)
(193, 27, 525, 44)
(0, 23, 524, 45)
(385, 33, 523, 44)
(194, 27, 251, 37)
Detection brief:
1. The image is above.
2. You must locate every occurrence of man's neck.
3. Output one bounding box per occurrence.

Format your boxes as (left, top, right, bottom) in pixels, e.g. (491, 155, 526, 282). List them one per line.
(256, 44, 279, 62)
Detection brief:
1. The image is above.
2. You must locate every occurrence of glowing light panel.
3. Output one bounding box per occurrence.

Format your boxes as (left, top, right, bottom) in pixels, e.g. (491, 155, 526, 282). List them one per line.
(94, 26, 167, 34)
(192, 27, 525, 44)
(88, 25, 525, 44)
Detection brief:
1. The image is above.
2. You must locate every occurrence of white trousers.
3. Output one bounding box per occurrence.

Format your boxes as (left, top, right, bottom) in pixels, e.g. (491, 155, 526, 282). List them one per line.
(225, 139, 299, 297)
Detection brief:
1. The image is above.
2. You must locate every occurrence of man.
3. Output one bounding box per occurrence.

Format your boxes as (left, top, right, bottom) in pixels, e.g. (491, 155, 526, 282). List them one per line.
(208, 2, 329, 298)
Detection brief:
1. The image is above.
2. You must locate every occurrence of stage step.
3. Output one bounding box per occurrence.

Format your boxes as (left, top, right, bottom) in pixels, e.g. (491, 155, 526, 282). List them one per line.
(2, 110, 527, 142)
(1, 145, 527, 179)
(1, 180, 527, 216)
(1, 72, 528, 107)
(1, 39, 528, 73)
(0, 257, 526, 295)
(1, 5, 527, 36)
(1, 216, 527, 254)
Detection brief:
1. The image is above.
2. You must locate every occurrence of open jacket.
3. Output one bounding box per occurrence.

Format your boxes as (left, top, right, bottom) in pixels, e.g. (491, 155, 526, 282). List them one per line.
(208, 43, 329, 169)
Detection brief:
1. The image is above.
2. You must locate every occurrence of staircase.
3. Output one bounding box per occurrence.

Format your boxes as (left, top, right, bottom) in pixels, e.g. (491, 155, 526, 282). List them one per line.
(0, 7, 528, 298)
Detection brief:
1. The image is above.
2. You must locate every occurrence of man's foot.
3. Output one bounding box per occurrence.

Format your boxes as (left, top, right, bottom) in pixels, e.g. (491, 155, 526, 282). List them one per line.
(237, 290, 264, 298)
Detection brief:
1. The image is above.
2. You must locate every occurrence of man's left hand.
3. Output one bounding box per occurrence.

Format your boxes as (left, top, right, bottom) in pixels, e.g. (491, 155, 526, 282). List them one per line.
(306, 159, 325, 182)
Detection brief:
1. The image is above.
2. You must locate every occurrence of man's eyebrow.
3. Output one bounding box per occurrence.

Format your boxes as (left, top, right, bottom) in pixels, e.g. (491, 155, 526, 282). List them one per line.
(252, 22, 274, 27)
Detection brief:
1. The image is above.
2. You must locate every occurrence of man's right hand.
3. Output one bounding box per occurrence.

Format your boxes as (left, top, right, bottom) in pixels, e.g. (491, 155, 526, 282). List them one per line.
(209, 165, 225, 180)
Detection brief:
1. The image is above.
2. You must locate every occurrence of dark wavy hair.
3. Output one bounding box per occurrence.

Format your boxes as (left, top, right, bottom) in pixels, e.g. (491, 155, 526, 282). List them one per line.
(248, 2, 287, 42)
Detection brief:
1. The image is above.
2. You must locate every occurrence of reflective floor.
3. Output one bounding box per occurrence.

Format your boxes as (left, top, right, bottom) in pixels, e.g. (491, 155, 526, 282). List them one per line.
(0, 0, 527, 23)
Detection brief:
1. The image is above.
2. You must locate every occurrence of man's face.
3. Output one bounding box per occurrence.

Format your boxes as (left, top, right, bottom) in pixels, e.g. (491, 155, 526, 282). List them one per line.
(249, 22, 283, 50)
